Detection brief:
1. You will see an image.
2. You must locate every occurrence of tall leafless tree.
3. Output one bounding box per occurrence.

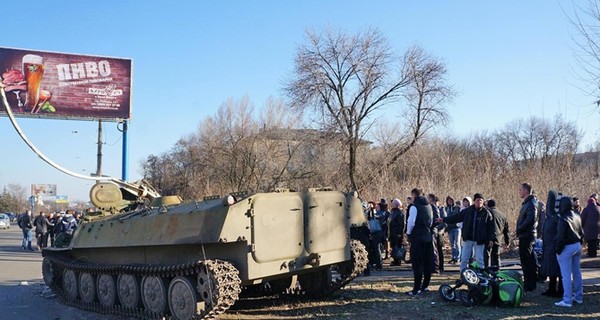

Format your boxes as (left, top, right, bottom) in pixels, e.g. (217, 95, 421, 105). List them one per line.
(140, 97, 316, 197)
(284, 28, 455, 191)
(7, 183, 27, 212)
(567, 0, 600, 104)
(494, 115, 581, 169)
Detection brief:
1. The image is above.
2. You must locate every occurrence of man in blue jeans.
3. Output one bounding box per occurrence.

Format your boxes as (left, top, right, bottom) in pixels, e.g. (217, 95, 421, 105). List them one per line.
(18, 210, 34, 251)
(444, 196, 461, 264)
(440, 193, 494, 271)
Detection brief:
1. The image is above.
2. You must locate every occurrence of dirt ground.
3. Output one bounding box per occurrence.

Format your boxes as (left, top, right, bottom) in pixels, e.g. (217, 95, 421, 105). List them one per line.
(221, 256, 600, 320)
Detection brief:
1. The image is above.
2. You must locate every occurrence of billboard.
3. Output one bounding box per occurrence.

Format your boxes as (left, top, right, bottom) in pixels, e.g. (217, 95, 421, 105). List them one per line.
(55, 195, 69, 204)
(0, 47, 132, 121)
(31, 184, 57, 197)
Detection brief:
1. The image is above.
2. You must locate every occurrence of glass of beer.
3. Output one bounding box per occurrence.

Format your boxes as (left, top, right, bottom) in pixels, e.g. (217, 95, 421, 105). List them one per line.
(22, 54, 45, 112)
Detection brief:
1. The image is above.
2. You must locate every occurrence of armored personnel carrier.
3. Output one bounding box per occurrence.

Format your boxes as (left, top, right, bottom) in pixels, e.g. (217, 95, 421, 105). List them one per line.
(42, 182, 368, 320)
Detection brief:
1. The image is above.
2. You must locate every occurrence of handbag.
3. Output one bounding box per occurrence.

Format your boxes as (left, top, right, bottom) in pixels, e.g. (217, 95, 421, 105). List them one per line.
(391, 245, 406, 261)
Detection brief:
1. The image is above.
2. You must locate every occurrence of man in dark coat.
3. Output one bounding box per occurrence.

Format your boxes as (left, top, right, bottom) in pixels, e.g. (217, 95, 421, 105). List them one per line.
(484, 199, 509, 267)
(581, 197, 600, 257)
(441, 193, 495, 271)
(18, 210, 34, 251)
(429, 194, 445, 273)
(33, 211, 52, 250)
(517, 183, 539, 292)
(541, 190, 563, 298)
(406, 188, 433, 296)
(389, 198, 405, 266)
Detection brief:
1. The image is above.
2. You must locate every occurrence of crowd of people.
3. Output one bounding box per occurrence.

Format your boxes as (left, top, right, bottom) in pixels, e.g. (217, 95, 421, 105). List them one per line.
(16, 209, 82, 251)
(360, 183, 597, 308)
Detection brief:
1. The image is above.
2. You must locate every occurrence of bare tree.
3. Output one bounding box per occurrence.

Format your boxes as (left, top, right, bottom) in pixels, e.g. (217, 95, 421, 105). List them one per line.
(494, 115, 580, 170)
(140, 97, 319, 197)
(7, 183, 27, 212)
(285, 28, 455, 191)
(376, 46, 455, 182)
(567, 0, 600, 103)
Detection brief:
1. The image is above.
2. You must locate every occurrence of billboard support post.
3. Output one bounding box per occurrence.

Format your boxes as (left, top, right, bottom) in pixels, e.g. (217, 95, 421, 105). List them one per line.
(96, 119, 103, 177)
(121, 120, 128, 180)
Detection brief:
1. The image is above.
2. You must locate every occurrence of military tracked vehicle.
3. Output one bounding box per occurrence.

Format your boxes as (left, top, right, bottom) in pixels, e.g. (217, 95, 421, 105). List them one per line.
(42, 182, 368, 320)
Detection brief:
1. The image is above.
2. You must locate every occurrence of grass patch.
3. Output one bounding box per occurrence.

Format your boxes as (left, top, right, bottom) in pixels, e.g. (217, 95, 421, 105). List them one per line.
(223, 273, 600, 320)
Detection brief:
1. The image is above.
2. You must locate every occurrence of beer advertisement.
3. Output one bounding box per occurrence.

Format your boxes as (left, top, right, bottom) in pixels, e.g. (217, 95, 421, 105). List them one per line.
(0, 47, 131, 121)
(31, 184, 57, 197)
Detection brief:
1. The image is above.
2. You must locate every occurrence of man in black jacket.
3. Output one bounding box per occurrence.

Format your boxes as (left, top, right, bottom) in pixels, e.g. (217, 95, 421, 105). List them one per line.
(406, 188, 433, 296)
(18, 210, 34, 251)
(441, 193, 494, 271)
(484, 199, 509, 267)
(517, 182, 538, 292)
(429, 194, 445, 273)
(33, 211, 53, 250)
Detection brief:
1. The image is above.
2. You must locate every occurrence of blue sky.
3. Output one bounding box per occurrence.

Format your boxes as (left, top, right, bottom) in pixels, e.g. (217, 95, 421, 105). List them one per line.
(0, 1, 596, 202)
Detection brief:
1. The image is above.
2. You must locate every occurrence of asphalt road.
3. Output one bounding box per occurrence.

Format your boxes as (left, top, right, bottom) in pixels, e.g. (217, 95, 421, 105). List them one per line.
(0, 221, 123, 320)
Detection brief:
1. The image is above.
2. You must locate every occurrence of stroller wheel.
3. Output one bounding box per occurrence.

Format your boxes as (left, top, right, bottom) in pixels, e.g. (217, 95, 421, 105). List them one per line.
(438, 284, 456, 302)
(461, 268, 480, 286)
(458, 289, 475, 307)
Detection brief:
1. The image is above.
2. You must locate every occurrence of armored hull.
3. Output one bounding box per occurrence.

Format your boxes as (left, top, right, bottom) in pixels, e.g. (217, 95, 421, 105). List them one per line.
(42, 189, 368, 319)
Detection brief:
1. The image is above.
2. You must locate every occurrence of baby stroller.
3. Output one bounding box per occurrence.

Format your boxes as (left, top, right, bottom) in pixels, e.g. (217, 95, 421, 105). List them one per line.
(439, 261, 524, 307)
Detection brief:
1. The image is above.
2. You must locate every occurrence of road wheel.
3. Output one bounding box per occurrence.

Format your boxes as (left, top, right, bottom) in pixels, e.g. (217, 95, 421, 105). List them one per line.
(141, 276, 168, 314)
(62, 269, 78, 301)
(168, 276, 198, 320)
(42, 258, 57, 287)
(79, 272, 96, 303)
(97, 274, 117, 307)
(117, 274, 140, 308)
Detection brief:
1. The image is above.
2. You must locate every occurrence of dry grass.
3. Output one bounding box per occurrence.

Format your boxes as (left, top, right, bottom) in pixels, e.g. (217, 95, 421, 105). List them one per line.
(222, 272, 600, 320)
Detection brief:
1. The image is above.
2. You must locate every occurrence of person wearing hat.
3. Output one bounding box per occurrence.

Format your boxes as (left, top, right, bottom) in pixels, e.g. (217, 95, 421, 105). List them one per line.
(439, 192, 495, 271)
